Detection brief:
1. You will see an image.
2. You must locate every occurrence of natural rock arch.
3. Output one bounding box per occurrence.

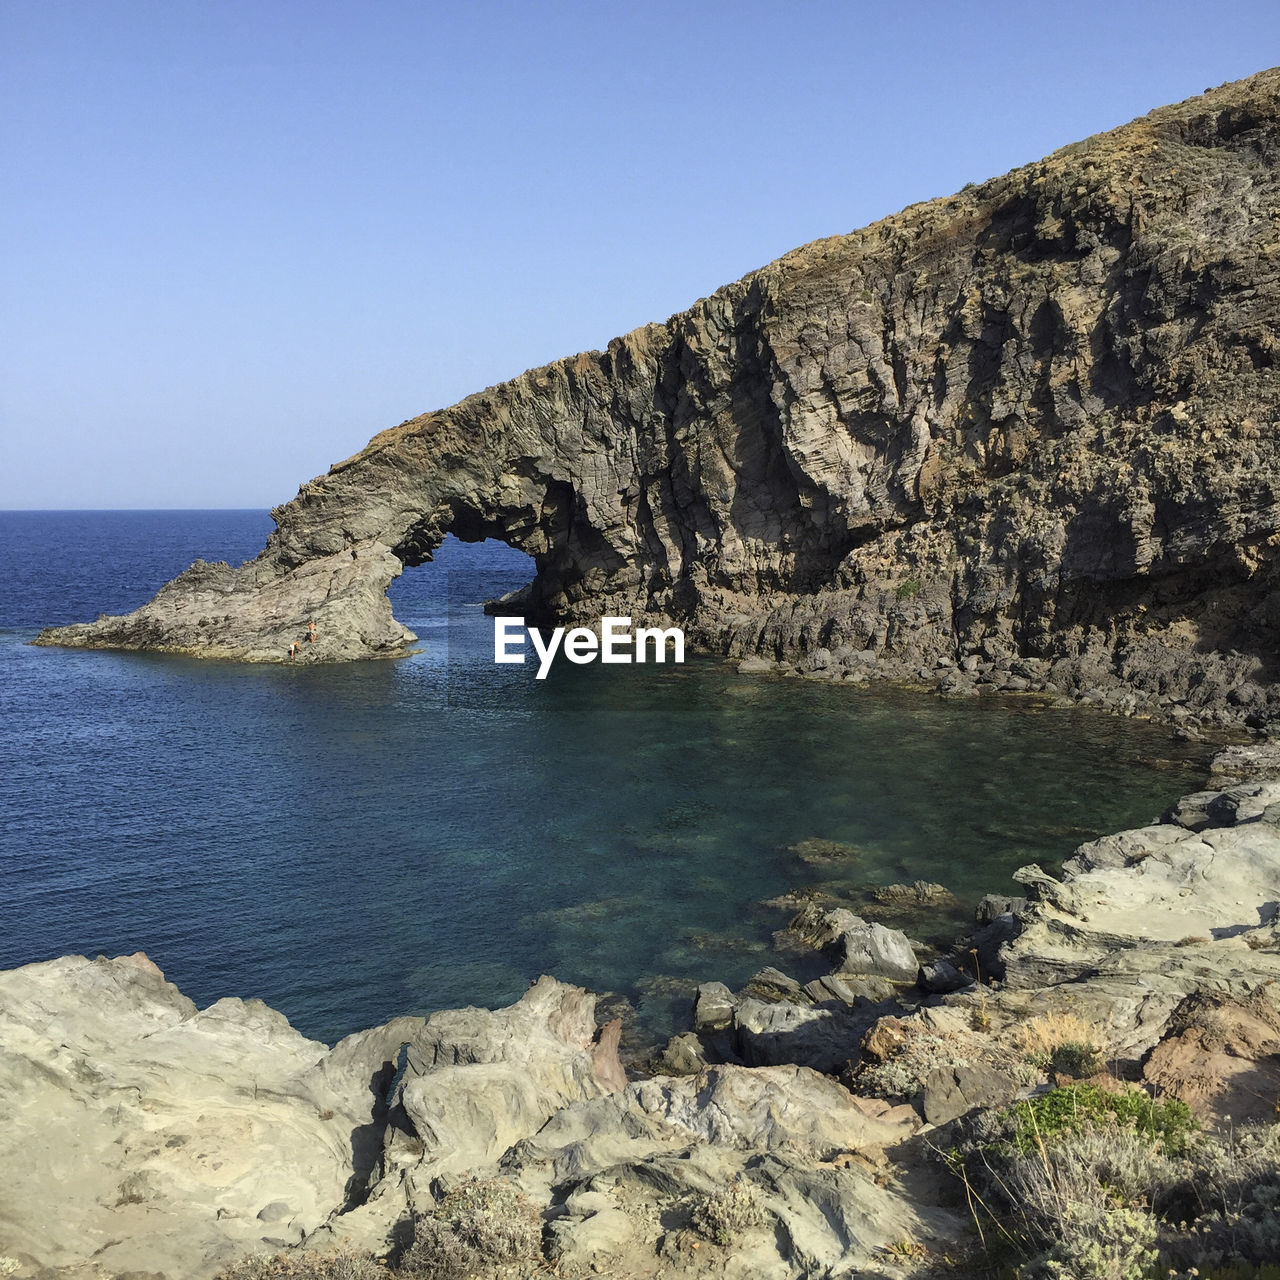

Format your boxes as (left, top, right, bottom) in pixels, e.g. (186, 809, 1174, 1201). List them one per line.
(37, 69, 1280, 725)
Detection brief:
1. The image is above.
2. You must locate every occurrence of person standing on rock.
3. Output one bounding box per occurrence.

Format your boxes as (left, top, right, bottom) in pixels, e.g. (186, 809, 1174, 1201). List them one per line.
(308, 619, 316, 644)
(288, 642, 298, 659)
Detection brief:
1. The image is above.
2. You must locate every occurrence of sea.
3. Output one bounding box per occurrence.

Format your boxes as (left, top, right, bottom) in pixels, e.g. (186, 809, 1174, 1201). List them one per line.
(0, 510, 1210, 1044)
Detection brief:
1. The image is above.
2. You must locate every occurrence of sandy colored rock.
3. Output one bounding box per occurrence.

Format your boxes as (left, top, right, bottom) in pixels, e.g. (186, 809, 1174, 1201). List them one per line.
(1142, 986, 1280, 1124)
(0, 954, 370, 1277)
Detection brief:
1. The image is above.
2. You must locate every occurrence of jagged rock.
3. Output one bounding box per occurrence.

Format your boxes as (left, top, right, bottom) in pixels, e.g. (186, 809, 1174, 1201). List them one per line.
(784, 902, 917, 981)
(1211, 741, 1280, 783)
(1164, 789, 1231, 832)
(731, 997, 868, 1074)
(996, 781, 1280, 1057)
(918, 959, 973, 994)
(870, 881, 958, 909)
(0, 953, 377, 1278)
(829, 916, 919, 982)
(743, 966, 809, 1003)
(919, 1064, 1021, 1126)
(629, 1064, 916, 1155)
(384, 976, 623, 1192)
(1159, 783, 1280, 832)
(801, 973, 896, 1005)
(658, 1031, 709, 1076)
(1012, 863, 1088, 915)
(976, 893, 1027, 923)
(693, 980, 737, 1031)
(34, 70, 1280, 728)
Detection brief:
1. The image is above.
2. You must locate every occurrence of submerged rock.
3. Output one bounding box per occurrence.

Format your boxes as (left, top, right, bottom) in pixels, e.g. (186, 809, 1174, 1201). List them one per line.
(786, 837, 867, 868)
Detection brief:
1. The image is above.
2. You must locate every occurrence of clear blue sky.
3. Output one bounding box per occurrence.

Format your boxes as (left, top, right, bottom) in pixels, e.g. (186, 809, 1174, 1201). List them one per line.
(3, 1, 1278, 508)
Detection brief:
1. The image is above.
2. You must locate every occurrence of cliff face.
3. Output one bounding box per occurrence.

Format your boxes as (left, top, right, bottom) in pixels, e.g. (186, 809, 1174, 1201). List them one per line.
(38, 69, 1280, 720)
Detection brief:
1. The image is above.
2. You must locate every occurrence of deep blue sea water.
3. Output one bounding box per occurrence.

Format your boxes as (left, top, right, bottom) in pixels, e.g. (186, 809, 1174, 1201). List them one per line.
(0, 511, 1209, 1043)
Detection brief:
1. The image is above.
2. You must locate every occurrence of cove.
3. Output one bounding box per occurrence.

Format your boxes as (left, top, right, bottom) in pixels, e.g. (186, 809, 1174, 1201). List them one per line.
(0, 513, 1210, 1045)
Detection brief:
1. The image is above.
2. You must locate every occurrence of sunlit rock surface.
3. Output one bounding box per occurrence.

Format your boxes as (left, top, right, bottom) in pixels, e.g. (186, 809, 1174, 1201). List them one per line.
(36, 69, 1280, 724)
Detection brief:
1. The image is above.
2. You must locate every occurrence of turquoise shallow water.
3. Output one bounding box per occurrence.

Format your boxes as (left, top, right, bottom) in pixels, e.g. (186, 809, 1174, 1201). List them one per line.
(0, 511, 1209, 1043)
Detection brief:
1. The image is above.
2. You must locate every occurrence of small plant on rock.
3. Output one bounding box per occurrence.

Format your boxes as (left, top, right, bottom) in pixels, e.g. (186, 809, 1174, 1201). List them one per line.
(213, 1251, 386, 1280)
(1046, 1040, 1104, 1078)
(687, 1178, 765, 1246)
(400, 1176, 543, 1280)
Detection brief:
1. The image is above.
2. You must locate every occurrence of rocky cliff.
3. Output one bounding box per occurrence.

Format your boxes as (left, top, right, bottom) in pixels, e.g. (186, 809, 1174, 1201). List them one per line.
(38, 69, 1280, 721)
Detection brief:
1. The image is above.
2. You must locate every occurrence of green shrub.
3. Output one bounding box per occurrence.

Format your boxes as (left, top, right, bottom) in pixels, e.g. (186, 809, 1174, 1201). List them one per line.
(1005, 1084, 1197, 1156)
(1037, 1039, 1104, 1078)
(895, 578, 922, 601)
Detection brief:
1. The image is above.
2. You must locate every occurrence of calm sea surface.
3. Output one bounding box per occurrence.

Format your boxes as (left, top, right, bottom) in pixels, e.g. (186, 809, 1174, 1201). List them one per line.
(0, 511, 1208, 1043)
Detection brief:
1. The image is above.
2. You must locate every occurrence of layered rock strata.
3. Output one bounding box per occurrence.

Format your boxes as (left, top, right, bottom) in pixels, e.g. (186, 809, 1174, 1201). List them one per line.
(35, 69, 1280, 723)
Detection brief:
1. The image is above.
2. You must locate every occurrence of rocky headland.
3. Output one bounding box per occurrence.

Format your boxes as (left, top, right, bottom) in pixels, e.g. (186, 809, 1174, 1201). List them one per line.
(34, 68, 1280, 727)
(4, 740, 1279, 1279)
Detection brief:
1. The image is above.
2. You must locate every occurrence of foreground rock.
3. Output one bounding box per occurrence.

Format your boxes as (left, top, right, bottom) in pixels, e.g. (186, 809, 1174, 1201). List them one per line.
(0, 953, 382, 1276)
(5, 745, 1280, 1278)
(34, 69, 1280, 728)
(0, 961, 955, 1279)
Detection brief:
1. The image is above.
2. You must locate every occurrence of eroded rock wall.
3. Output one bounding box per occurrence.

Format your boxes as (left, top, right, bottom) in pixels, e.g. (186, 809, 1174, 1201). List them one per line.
(38, 70, 1280, 720)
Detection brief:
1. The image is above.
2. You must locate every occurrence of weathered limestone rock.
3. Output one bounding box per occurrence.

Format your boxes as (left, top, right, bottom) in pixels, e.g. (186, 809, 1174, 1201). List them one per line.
(34, 69, 1280, 725)
(990, 744, 1280, 1058)
(0, 954, 372, 1277)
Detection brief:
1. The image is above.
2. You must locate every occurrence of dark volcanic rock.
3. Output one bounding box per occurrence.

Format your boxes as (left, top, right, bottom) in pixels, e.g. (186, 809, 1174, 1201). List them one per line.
(35, 69, 1280, 725)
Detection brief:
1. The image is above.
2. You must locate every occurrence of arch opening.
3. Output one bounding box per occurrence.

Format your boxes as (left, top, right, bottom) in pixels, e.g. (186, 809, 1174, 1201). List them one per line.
(387, 534, 536, 635)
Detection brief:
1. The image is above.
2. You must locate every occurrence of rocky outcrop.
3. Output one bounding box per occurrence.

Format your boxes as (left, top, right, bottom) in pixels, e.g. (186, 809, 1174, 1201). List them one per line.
(944, 742, 1280, 1069)
(0, 953, 381, 1276)
(5, 744, 1280, 1278)
(0, 959, 952, 1279)
(34, 70, 1280, 723)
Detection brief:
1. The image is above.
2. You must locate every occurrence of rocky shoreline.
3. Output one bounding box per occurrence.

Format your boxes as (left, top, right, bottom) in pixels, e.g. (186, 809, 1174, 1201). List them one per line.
(3, 742, 1278, 1279)
(34, 69, 1280, 733)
